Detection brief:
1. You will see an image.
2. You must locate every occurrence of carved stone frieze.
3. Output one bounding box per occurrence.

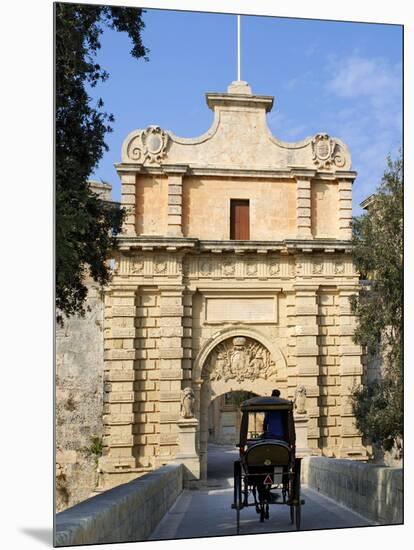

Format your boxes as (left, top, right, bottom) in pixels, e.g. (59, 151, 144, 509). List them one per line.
(269, 261, 280, 276)
(311, 133, 346, 169)
(334, 261, 345, 274)
(200, 260, 212, 276)
(127, 125, 169, 164)
(113, 253, 352, 280)
(206, 336, 277, 383)
(154, 257, 168, 274)
(131, 257, 144, 274)
(312, 261, 323, 275)
(246, 261, 258, 276)
(223, 259, 235, 277)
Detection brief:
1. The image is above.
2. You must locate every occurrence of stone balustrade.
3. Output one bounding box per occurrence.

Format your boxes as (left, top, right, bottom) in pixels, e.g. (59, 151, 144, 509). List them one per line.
(302, 456, 402, 525)
(55, 463, 184, 546)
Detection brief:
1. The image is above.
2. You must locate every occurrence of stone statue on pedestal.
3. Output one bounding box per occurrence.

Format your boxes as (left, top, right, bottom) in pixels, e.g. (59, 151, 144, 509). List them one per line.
(181, 387, 195, 418)
(294, 385, 307, 414)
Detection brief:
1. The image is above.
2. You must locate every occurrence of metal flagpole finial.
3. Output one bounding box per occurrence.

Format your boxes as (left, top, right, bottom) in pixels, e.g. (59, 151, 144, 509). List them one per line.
(237, 15, 241, 81)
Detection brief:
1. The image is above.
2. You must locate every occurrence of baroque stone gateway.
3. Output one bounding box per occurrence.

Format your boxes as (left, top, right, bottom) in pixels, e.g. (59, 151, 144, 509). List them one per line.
(100, 80, 367, 488)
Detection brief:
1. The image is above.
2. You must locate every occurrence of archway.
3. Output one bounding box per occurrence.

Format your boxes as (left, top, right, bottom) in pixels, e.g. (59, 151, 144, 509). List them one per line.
(208, 390, 257, 445)
(196, 334, 287, 480)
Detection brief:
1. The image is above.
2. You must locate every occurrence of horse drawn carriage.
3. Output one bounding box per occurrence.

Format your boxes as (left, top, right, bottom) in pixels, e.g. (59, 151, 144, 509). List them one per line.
(232, 395, 304, 533)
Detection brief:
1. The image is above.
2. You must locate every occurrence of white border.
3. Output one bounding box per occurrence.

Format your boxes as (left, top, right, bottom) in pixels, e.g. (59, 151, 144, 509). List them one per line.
(2, 1, 411, 549)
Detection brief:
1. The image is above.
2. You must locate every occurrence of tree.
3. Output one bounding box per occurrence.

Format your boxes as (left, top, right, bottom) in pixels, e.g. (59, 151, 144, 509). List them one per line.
(55, 2, 148, 323)
(350, 153, 403, 452)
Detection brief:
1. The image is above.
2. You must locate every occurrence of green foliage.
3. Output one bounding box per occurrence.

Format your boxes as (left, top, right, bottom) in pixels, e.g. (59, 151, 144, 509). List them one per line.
(55, 3, 148, 323)
(82, 436, 104, 465)
(227, 391, 255, 408)
(350, 153, 403, 450)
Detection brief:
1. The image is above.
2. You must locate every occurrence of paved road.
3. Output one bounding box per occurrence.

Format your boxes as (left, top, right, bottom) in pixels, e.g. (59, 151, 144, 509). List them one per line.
(150, 444, 375, 541)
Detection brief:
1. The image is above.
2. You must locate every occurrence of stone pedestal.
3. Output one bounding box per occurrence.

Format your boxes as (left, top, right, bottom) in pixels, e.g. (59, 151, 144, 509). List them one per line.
(294, 414, 312, 457)
(176, 418, 200, 485)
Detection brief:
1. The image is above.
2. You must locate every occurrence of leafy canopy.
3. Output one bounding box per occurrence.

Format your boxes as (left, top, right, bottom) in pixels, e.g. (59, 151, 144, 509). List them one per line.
(350, 153, 403, 450)
(55, 2, 148, 323)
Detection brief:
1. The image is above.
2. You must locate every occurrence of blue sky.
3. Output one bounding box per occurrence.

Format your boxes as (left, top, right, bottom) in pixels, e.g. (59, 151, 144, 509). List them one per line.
(89, 8, 402, 214)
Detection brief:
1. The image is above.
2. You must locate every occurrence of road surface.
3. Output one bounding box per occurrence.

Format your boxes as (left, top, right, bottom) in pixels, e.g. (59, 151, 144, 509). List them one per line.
(149, 444, 375, 540)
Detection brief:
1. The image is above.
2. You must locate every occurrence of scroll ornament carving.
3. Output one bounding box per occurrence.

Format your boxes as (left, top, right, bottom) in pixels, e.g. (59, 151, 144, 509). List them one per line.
(246, 262, 258, 276)
(131, 257, 144, 274)
(313, 261, 323, 275)
(200, 260, 212, 276)
(208, 337, 277, 383)
(154, 258, 167, 274)
(294, 385, 307, 414)
(180, 387, 196, 418)
(311, 133, 346, 169)
(334, 262, 345, 274)
(269, 261, 280, 276)
(223, 260, 235, 276)
(127, 125, 169, 164)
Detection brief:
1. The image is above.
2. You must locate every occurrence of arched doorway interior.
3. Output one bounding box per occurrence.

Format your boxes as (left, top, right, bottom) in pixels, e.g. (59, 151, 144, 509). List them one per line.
(197, 334, 286, 479)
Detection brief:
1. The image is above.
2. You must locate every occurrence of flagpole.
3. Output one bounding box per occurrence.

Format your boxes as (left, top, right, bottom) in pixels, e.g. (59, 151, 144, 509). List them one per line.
(237, 15, 241, 81)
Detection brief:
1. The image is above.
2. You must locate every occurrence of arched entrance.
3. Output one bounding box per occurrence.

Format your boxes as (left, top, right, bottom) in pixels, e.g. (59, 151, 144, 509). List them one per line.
(195, 332, 287, 479)
(208, 391, 256, 445)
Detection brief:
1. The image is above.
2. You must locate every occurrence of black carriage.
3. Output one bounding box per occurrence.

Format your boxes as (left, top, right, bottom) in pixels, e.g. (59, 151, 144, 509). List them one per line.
(232, 396, 304, 533)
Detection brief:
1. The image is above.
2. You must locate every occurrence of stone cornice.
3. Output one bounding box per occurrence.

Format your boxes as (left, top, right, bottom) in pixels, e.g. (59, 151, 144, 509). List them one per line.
(206, 92, 274, 112)
(114, 236, 353, 254)
(115, 163, 357, 182)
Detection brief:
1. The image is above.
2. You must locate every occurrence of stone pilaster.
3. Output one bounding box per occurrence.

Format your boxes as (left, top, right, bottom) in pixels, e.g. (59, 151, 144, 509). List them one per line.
(337, 286, 366, 459)
(338, 178, 354, 240)
(119, 171, 137, 236)
(101, 286, 138, 484)
(165, 166, 187, 237)
(292, 283, 320, 452)
(295, 174, 313, 239)
(157, 285, 185, 465)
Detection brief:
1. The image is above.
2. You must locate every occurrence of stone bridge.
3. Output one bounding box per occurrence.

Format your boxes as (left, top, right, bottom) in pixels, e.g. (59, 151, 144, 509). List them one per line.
(55, 445, 402, 546)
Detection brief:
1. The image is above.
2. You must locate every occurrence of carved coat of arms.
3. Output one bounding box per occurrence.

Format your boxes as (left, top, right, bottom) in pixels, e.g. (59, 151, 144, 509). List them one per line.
(127, 125, 169, 164)
(311, 133, 346, 169)
(208, 337, 277, 383)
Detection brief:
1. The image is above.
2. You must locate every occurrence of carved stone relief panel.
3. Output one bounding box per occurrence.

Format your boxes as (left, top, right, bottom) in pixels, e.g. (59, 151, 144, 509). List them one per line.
(127, 125, 169, 164)
(205, 336, 278, 383)
(311, 133, 346, 169)
(186, 255, 294, 280)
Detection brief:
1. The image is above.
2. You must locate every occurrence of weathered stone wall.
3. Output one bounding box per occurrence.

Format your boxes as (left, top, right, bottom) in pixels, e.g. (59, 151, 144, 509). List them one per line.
(55, 462, 184, 546)
(302, 456, 403, 525)
(56, 281, 105, 511)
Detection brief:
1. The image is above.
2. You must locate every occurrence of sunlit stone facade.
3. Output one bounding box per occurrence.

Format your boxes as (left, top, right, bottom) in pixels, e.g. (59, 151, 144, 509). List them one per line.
(100, 81, 366, 488)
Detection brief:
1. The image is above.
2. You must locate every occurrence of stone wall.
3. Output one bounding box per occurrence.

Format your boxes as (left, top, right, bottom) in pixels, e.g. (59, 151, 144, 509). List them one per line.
(56, 281, 105, 511)
(302, 456, 403, 525)
(55, 463, 184, 546)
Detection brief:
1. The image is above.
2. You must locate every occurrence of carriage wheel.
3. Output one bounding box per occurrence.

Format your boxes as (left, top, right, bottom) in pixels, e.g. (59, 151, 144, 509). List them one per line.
(234, 461, 243, 534)
(260, 502, 265, 522)
(295, 503, 301, 530)
(290, 505, 294, 524)
(293, 459, 302, 531)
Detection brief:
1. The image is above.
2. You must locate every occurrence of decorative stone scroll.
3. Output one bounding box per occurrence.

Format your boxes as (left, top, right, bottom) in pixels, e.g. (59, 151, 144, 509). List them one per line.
(127, 125, 169, 164)
(311, 133, 346, 169)
(207, 337, 277, 383)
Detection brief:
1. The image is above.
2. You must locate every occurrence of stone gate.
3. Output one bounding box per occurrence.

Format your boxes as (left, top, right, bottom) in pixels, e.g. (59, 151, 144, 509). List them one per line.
(99, 80, 367, 489)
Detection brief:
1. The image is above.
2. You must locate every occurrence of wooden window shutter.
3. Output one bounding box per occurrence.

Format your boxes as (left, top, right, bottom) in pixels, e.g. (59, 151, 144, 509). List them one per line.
(230, 199, 250, 240)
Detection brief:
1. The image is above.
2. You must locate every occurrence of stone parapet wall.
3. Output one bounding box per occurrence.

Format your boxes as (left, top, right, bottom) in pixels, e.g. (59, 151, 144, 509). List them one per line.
(302, 456, 403, 525)
(55, 463, 184, 546)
